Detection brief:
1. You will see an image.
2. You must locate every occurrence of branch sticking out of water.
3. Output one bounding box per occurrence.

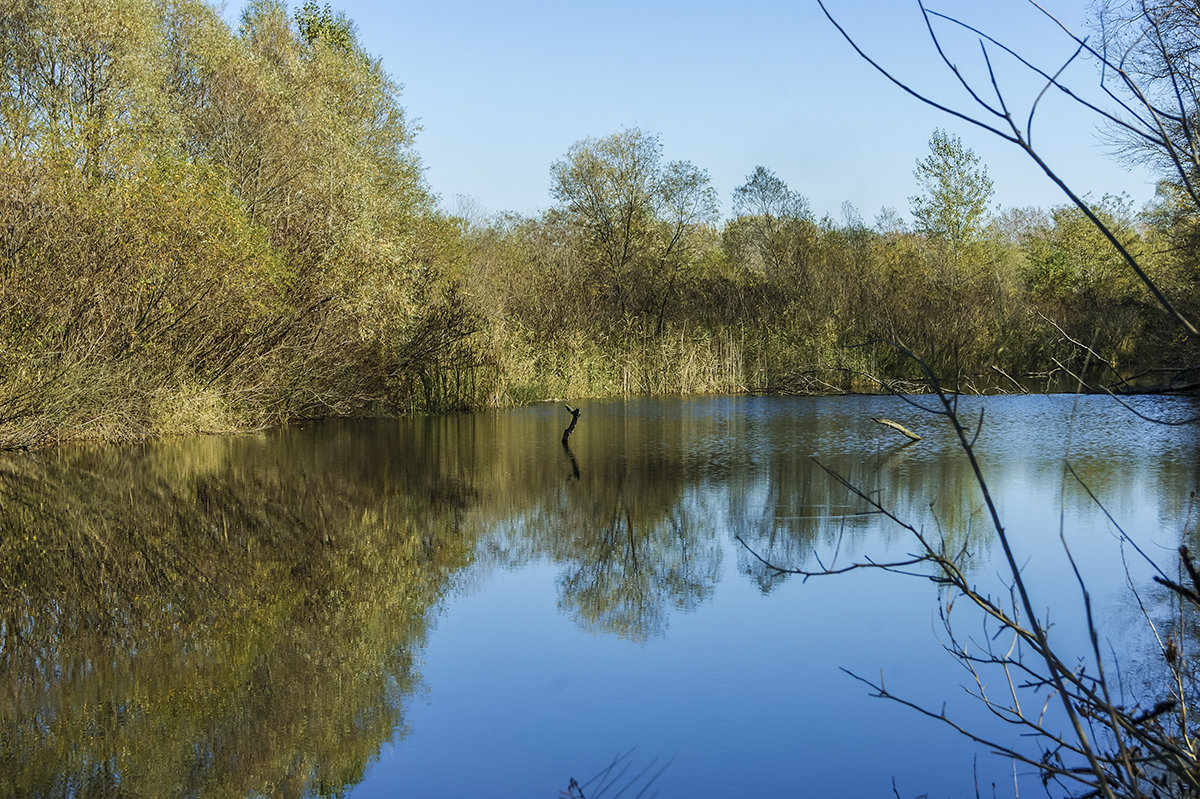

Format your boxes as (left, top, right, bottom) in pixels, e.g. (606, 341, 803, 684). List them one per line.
(562, 404, 581, 445)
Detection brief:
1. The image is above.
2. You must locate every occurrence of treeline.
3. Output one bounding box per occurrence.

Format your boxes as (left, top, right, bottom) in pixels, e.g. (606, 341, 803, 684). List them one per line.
(464, 125, 1199, 402)
(0, 0, 472, 447)
(2, 1, 1197, 448)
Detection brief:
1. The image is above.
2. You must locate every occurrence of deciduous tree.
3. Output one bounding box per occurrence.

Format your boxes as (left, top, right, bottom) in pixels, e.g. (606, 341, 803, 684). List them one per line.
(549, 127, 717, 330)
(910, 129, 994, 257)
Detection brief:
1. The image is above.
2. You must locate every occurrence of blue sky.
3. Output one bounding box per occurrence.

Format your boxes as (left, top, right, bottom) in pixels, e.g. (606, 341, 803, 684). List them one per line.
(231, 1, 1160, 223)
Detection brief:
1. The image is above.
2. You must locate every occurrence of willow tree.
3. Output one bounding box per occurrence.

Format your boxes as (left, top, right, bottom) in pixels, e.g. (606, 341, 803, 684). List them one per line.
(0, 0, 171, 177)
(549, 127, 718, 334)
(727, 166, 817, 289)
(0, 0, 214, 444)
(0, 0, 461, 446)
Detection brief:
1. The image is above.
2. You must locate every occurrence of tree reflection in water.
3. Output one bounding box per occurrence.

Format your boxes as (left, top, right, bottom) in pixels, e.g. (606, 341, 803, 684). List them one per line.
(4, 396, 1199, 796)
(0, 431, 472, 798)
(484, 409, 725, 642)
(732, 444, 994, 594)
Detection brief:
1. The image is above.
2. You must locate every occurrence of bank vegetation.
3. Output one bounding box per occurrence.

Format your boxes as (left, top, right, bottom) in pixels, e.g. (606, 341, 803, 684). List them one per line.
(2, 0, 1197, 449)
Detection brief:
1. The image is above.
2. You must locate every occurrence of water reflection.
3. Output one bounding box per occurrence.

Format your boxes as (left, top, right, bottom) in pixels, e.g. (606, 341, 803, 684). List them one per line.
(0, 433, 472, 798)
(3, 395, 1200, 796)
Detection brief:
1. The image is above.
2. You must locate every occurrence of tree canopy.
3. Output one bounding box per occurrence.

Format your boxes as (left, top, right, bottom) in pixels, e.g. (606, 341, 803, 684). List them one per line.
(0, 1, 1197, 448)
(910, 129, 994, 249)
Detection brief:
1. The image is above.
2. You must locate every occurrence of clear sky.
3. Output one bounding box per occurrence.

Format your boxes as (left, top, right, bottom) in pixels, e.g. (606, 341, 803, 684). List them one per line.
(229, 0, 1161, 224)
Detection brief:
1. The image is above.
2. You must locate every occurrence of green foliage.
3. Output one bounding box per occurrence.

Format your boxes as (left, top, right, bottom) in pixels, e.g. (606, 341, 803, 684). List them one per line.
(295, 0, 354, 51)
(910, 128, 994, 266)
(1011, 194, 1159, 369)
(0, 0, 1195, 448)
(1020, 196, 1138, 299)
(0, 0, 474, 447)
(548, 127, 718, 331)
(463, 118, 1200, 398)
(0, 432, 472, 797)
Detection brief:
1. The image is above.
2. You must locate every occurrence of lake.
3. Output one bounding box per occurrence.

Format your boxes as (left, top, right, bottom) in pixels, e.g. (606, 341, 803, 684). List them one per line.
(2, 394, 1198, 797)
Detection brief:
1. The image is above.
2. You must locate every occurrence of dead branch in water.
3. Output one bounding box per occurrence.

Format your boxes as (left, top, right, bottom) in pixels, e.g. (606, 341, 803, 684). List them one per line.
(562, 404, 581, 445)
(872, 416, 922, 441)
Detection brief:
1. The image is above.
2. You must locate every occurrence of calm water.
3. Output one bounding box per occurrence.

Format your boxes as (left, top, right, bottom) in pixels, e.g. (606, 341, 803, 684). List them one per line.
(2, 394, 1199, 797)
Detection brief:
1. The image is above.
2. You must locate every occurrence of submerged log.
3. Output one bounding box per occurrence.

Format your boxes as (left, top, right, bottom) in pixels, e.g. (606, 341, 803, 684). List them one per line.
(872, 417, 922, 441)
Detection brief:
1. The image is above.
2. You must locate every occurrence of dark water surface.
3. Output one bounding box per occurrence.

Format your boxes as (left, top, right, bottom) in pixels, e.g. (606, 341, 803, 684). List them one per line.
(3, 394, 1199, 797)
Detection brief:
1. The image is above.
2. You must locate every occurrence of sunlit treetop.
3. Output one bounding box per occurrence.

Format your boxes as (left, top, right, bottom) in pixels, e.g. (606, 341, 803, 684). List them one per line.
(294, 0, 354, 52)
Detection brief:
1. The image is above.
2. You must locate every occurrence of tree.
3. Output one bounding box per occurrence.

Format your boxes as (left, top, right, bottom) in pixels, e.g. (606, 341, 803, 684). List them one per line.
(900, 130, 1001, 375)
(549, 126, 661, 303)
(1096, 1, 1200, 193)
(818, 0, 1199, 339)
(0, 0, 466, 445)
(728, 166, 816, 285)
(910, 129, 994, 253)
(1096, 0, 1200, 365)
(732, 165, 811, 220)
(0, 0, 168, 177)
(549, 127, 717, 330)
(294, 0, 354, 51)
(805, 1, 1200, 794)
